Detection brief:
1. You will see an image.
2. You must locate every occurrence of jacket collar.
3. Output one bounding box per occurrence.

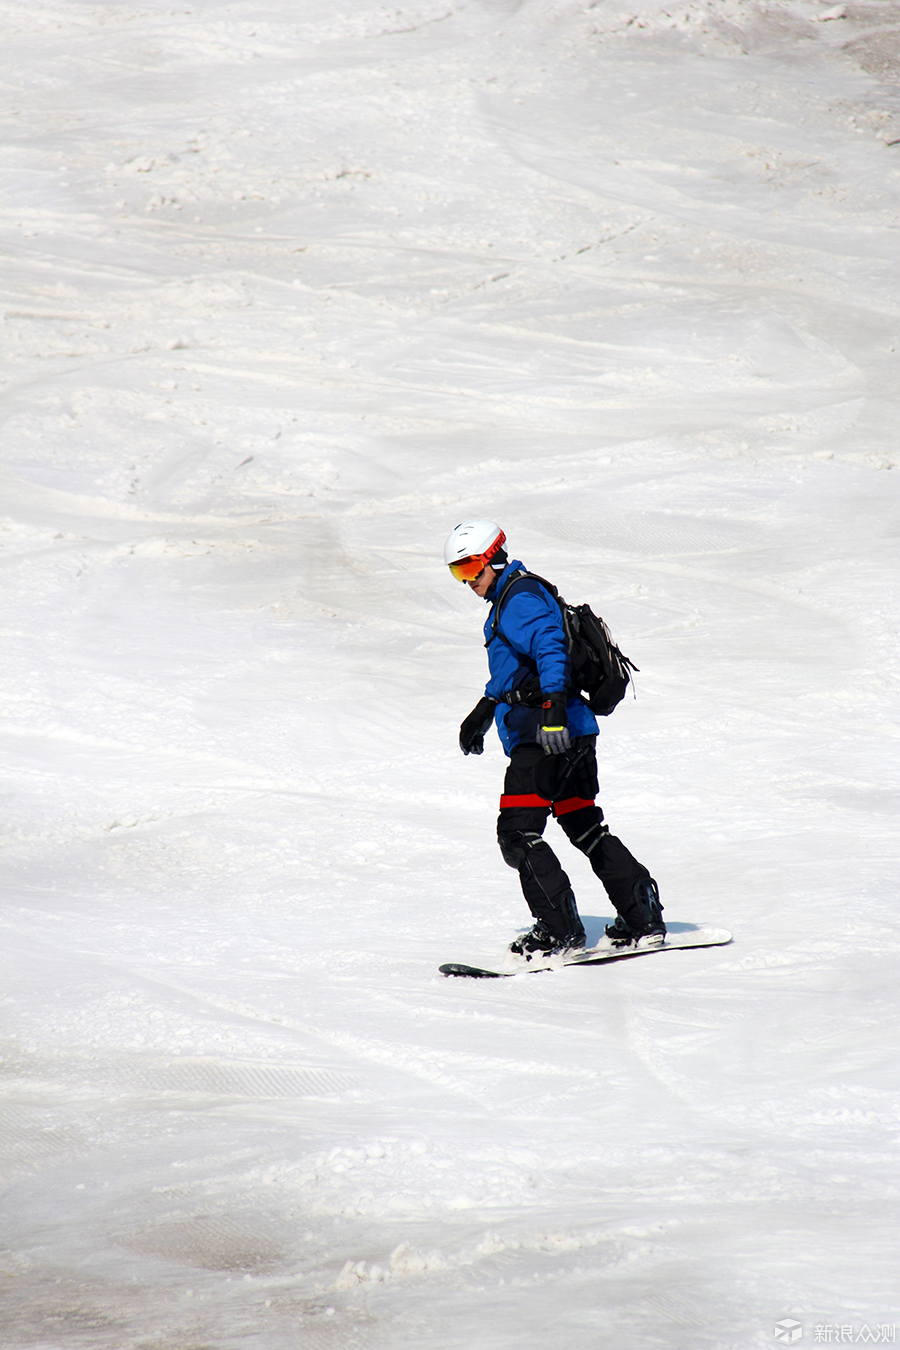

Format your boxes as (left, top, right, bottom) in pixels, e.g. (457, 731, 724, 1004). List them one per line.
(485, 559, 526, 603)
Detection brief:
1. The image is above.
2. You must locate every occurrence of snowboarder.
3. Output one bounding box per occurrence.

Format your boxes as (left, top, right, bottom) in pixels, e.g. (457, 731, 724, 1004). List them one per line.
(445, 519, 665, 958)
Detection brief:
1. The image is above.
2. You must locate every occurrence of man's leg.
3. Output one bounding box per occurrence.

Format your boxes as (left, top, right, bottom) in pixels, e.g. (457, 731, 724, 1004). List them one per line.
(556, 804, 656, 932)
(496, 744, 584, 944)
(552, 739, 664, 938)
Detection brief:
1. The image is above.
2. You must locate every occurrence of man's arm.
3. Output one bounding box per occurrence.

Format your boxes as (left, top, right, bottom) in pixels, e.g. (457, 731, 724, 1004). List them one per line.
(503, 589, 570, 694)
(504, 589, 572, 754)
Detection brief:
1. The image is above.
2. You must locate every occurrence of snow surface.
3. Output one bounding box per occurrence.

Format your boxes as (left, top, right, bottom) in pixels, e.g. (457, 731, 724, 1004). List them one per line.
(2, 0, 900, 1346)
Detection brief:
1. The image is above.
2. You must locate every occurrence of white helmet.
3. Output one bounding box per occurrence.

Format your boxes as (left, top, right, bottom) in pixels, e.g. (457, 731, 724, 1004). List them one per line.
(444, 519, 507, 581)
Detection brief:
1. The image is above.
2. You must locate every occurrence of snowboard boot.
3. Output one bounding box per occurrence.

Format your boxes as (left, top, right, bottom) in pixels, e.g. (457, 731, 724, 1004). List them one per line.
(508, 920, 558, 958)
(604, 879, 665, 949)
(509, 889, 586, 961)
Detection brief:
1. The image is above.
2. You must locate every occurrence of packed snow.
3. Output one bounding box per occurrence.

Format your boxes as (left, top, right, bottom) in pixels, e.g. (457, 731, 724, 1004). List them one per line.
(2, 0, 899, 1346)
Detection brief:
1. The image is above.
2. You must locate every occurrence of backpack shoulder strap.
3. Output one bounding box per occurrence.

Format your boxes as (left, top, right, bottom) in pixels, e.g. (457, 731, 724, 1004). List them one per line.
(487, 571, 562, 650)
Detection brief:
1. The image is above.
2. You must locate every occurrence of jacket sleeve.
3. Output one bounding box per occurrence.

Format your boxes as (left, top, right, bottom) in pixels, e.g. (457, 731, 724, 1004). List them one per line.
(497, 588, 570, 693)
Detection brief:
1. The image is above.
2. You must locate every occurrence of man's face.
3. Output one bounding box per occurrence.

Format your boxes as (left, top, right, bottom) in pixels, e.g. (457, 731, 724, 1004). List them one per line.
(467, 566, 496, 598)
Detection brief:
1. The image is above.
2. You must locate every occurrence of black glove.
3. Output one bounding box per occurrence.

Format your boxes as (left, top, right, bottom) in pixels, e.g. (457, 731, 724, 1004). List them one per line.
(537, 692, 570, 755)
(459, 696, 497, 755)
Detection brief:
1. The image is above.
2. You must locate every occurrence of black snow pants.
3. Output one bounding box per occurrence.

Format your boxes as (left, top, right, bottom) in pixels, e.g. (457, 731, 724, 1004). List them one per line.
(496, 735, 652, 938)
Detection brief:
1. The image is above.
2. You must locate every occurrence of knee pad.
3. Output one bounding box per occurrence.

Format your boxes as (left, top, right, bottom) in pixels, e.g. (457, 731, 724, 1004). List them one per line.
(498, 828, 543, 872)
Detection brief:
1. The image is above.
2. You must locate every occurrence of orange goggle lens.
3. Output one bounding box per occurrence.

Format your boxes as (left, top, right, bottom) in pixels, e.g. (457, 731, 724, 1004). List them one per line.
(448, 555, 488, 582)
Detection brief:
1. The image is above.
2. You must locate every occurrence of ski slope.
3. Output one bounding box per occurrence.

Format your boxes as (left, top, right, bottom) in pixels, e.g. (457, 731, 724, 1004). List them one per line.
(2, 1, 899, 1346)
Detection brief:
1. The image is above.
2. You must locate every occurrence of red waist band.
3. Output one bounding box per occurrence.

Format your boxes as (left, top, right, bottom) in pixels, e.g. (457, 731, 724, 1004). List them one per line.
(499, 793, 551, 810)
(552, 796, 596, 816)
(499, 793, 596, 815)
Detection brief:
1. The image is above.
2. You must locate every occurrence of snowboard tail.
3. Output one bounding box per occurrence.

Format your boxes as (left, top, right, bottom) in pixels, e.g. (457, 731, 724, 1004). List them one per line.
(439, 928, 732, 979)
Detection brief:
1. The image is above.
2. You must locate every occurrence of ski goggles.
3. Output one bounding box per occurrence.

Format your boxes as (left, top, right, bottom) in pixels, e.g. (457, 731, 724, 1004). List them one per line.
(448, 554, 492, 582)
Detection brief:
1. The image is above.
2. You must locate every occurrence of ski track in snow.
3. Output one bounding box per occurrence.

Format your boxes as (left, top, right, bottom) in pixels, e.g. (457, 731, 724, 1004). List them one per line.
(2, 0, 900, 1346)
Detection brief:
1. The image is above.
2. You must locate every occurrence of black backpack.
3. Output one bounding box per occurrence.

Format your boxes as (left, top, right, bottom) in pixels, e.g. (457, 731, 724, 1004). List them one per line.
(490, 571, 638, 717)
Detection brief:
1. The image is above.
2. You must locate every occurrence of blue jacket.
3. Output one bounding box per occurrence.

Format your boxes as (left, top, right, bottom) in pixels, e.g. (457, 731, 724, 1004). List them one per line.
(482, 560, 599, 756)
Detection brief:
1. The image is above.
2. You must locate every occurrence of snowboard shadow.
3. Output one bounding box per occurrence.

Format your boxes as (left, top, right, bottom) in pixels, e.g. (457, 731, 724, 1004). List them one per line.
(581, 916, 706, 947)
